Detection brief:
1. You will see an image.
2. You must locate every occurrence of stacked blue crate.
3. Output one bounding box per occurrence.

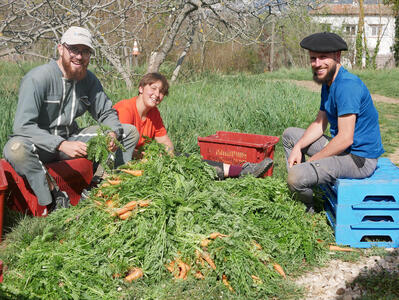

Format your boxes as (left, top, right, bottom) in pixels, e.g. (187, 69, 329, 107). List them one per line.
(321, 157, 399, 248)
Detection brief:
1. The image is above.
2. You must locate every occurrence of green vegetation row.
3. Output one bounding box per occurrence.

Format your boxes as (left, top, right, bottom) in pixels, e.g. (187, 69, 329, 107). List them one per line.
(0, 143, 333, 299)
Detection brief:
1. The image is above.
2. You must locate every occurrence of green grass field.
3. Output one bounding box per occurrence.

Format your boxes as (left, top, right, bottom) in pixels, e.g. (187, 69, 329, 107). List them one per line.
(0, 62, 398, 299)
(262, 66, 399, 99)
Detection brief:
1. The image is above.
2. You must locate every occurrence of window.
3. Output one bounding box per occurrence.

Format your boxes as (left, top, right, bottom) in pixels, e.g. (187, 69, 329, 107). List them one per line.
(344, 24, 356, 36)
(370, 24, 383, 37)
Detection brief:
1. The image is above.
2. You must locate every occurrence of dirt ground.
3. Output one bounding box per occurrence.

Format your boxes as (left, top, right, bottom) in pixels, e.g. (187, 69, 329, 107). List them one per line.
(292, 80, 399, 104)
(294, 248, 399, 300)
(290, 80, 399, 300)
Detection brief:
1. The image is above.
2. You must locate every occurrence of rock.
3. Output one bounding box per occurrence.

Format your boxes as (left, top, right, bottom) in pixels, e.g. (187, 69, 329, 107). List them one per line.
(336, 287, 345, 295)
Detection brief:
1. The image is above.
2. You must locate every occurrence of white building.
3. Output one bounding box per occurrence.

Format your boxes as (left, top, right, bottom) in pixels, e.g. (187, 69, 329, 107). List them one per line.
(310, 0, 395, 68)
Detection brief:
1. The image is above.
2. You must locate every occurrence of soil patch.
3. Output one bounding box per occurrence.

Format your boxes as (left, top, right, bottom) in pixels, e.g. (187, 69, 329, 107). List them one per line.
(291, 80, 399, 104)
(295, 249, 399, 300)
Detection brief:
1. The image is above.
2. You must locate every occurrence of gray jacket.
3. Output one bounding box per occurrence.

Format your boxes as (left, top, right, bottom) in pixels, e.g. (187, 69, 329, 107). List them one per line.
(12, 59, 123, 153)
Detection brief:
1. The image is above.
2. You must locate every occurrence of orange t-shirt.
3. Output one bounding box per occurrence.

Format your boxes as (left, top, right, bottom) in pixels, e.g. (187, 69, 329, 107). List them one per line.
(113, 96, 167, 148)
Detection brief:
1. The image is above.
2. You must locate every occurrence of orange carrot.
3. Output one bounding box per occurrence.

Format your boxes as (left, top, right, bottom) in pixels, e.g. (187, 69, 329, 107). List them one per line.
(138, 200, 151, 207)
(165, 260, 176, 273)
(121, 169, 144, 176)
(200, 239, 211, 247)
(201, 251, 216, 270)
(105, 200, 114, 208)
(222, 274, 234, 292)
(124, 268, 143, 282)
(101, 183, 110, 188)
(93, 200, 103, 207)
(209, 232, 228, 239)
(273, 263, 286, 279)
(176, 260, 190, 280)
(194, 271, 205, 279)
(252, 240, 262, 250)
(115, 207, 130, 216)
(329, 245, 357, 252)
(195, 250, 205, 267)
(119, 211, 132, 220)
(123, 200, 138, 210)
(107, 179, 122, 185)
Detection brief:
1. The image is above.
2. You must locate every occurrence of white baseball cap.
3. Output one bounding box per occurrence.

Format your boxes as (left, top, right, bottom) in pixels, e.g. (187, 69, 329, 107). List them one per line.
(61, 26, 94, 52)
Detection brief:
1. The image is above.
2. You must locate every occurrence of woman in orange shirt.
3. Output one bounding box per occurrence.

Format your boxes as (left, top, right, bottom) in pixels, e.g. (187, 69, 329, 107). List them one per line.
(114, 73, 272, 179)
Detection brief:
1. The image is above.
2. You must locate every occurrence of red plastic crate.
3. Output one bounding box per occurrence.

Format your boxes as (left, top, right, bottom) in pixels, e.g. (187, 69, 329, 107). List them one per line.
(0, 164, 8, 242)
(197, 131, 280, 177)
(0, 158, 93, 216)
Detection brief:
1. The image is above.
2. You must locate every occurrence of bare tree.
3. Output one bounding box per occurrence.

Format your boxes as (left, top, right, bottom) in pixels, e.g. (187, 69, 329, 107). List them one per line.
(0, 0, 323, 84)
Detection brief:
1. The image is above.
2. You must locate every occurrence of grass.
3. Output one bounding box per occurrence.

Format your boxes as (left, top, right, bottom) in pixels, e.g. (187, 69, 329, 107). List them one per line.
(0, 62, 399, 299)
(0, 61, 38, 151)
(375, 102, 399, 156)
(351, 68, 399, 99)
(160, 74, 320, 179)
(263, 67, 399, 99)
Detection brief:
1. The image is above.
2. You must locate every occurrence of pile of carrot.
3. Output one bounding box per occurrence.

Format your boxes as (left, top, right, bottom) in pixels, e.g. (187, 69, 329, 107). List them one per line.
(0, 142, 334, 299)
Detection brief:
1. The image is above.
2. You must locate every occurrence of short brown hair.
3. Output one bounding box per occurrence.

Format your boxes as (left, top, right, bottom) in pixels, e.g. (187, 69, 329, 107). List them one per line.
(138, 72, 169, 96)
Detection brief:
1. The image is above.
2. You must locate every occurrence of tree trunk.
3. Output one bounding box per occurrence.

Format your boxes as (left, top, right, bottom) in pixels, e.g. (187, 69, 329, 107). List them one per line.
(394, 15, 399, 66)
(355, 0, 365, 68)
(89, 22, 133, 89)
(269, 18, 275, 72)
(147, 2, 196, 73)
(117, 0, 131, 72)
(171, 19, 195, 82)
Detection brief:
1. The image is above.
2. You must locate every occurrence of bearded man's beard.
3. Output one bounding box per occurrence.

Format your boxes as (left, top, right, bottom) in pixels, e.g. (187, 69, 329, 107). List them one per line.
(312, 63, 336, 85)
(62, 56, 88, 81)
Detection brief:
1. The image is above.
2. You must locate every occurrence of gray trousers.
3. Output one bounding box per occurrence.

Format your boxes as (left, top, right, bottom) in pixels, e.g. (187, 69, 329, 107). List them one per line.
(3, 124, 139, 206)
(282, 127, 378, 206)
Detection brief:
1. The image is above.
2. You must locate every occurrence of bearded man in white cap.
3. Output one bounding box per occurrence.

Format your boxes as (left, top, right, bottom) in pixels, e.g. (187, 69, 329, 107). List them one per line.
(3, 26, 139, 213)
(282, 32, 384, 212)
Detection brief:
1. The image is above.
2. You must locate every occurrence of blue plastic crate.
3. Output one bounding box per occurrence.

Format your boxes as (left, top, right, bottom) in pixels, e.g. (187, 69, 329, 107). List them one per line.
(322, 185, 399, 225)
(330, 158, 399, 204)
(335, 223, 399, 248)
(325, 198, 399, 248)
(323, 157, 399, 248)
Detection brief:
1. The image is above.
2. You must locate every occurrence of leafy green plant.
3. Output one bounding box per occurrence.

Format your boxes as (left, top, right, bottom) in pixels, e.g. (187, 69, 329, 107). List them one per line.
(0, 142, 333, 299)
(87, 125, 125, 172)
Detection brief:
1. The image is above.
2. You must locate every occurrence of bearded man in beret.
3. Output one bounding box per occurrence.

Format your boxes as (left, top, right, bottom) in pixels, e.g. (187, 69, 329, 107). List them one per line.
(282, 32, 384, 212)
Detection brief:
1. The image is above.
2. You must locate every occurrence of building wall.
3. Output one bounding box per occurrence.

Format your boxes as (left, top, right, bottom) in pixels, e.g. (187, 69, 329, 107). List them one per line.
(311, 4, 395, 68)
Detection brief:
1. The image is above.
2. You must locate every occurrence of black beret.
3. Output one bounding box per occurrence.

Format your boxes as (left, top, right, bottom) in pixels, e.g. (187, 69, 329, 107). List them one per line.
(300, 32, 348, 52)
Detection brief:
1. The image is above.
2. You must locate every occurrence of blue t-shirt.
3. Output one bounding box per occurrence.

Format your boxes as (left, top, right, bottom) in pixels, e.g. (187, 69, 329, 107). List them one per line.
(320, 67, 384, 158)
